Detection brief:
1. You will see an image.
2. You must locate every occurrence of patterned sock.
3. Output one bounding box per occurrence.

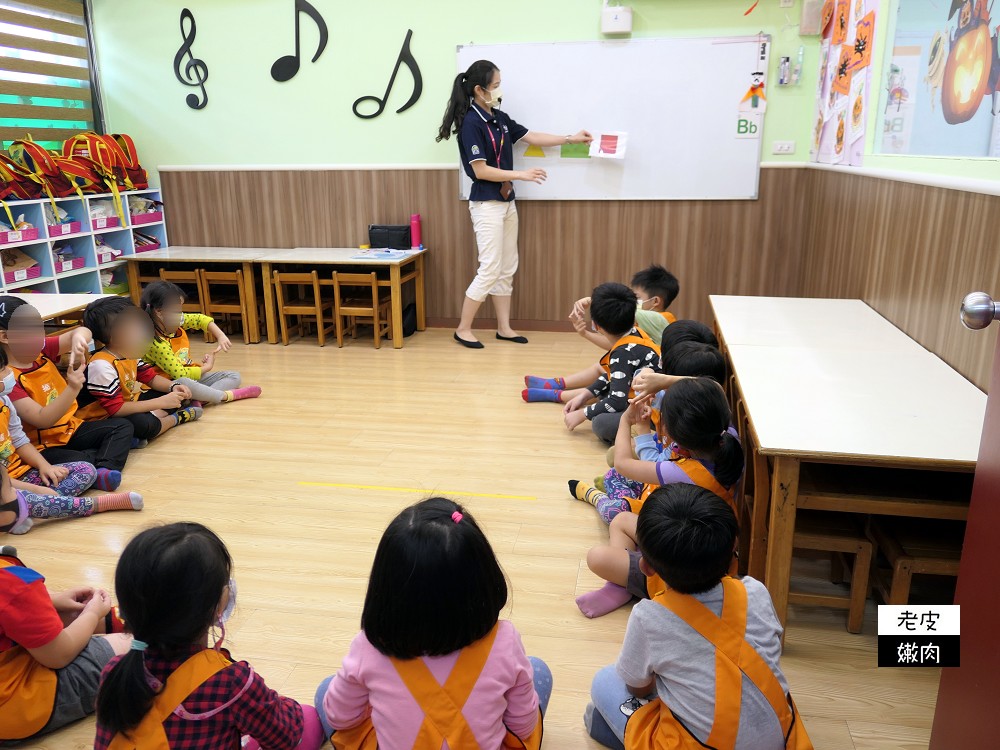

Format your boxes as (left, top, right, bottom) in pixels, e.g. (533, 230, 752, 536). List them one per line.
(576, 582, 634, 618)
(569, 481, 606, 507)
(524, 376, 565, 389)
(93, 468, 122, 492)
(522, 388, 563, 403)
(174, 406, 203, 425)
(224, 385, 262, 402)
(94, 492, 143, 513)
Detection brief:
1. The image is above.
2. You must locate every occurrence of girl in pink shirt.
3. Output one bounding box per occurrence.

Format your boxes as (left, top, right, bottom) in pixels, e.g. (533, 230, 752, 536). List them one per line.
(314, 497, 552, 749)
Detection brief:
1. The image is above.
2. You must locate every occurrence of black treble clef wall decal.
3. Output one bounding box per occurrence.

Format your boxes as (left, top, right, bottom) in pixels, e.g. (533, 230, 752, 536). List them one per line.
(353, 29, 423, 119)
(172, 8, 209, 110)
(271, 0, 329, 82)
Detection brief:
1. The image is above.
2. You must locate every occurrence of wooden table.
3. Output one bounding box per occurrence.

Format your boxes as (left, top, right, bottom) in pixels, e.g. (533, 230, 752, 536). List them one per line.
(257, 247, 427, 349)
(11, 292, 115, 321)
(125, 247, 270, 343)
(711, 295, 987, 627)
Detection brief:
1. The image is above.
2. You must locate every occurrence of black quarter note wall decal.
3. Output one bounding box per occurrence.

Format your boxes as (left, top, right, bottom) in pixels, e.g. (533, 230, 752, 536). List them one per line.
(271, 0, 329, 82)
(173, 8, 209, 109)
(353, 29, 423, 119)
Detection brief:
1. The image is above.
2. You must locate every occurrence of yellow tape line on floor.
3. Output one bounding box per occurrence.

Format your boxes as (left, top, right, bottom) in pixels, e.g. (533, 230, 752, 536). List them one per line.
(298, 481, 537, 502)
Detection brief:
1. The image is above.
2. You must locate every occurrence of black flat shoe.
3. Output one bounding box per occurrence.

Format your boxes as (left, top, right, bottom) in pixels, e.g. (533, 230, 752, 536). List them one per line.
(496, 333, 529, 344)
(454, 333, 485, 349)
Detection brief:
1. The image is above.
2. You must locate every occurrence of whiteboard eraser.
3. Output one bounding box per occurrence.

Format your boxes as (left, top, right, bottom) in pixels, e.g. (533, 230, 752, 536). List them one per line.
(601, 5, 632, 35)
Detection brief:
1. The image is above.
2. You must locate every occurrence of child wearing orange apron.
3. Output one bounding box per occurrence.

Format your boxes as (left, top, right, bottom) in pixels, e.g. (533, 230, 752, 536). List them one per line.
(585, 486, 813, 750)
(577, 379, 745, 618)
(0, 546, 130, 743)
(315, 498, 551, 749)
(94, 522, 323, 750)
(0, 295, 133, 487)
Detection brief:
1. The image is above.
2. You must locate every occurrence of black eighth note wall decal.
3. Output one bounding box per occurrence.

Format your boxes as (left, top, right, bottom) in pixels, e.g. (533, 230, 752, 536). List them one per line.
(271, 0, 329, 82)
(173, 8, 209, 109)
(353, 29, 423, 119)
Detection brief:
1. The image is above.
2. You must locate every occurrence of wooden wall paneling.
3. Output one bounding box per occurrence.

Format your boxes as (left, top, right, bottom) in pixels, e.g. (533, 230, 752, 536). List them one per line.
(801, 170, 1000, 390)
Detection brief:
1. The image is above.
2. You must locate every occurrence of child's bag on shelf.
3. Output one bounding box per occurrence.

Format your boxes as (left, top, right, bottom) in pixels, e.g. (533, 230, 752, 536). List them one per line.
(7, 136, 78, 199)
(106, 133, 148, 190)
(0, 154, 46, 202)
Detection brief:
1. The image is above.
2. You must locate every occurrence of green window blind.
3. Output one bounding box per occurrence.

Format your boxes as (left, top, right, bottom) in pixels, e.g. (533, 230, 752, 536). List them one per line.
(0, 0, 96, 150)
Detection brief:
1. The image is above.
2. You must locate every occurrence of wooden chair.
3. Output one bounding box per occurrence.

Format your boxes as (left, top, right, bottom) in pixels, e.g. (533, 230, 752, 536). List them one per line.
(788, 511, 873, 634)
(331, 271, 392, 349)
(273, 270, 334, 346)
(199, 268, 252, 345)
(866, 516, 964, 605)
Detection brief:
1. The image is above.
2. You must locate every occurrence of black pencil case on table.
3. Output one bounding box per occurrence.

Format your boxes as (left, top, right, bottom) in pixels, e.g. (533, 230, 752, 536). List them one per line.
(368, 224, 411, 249)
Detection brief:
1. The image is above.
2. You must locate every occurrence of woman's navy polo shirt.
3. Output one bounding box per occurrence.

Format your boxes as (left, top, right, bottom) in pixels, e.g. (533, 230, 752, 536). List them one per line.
(458, 103, 528, 202)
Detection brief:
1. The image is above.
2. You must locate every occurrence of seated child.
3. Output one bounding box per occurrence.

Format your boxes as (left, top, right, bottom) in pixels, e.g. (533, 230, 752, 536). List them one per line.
(94, 522, 324, 750)
(0, 545, 131, 743)
(570, 344, 727, 524)
(0, 296, 132, 488)
(631, 320, 719, 400)
(315, 497, 551, 749)
(139, 281, 261, 405)
(523, 265, 678, 403)
(584, 485, 812, 750)
(561, 284, 659, 444)
(576, 379, 743, 618)
(77, 297, 201, 445)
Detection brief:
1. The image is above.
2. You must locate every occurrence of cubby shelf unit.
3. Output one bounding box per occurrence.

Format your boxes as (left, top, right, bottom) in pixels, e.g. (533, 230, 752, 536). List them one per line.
(0, 188, 168, 296)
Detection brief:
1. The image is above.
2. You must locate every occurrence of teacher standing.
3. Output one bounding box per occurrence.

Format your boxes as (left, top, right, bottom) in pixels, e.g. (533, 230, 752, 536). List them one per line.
(437, 60, 592, 348)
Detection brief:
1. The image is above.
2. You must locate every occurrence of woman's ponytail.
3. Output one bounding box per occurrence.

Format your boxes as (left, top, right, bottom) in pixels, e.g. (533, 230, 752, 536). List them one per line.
(662, 377, 745, 488)
(436, 60, 498, 142)
(96, 648, 156, 737)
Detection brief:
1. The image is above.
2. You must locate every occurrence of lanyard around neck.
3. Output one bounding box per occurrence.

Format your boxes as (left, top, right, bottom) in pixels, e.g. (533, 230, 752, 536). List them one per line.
(484, 116, 504, 167)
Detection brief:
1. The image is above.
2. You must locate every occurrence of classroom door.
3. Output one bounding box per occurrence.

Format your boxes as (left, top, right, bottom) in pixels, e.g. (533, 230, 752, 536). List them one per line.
(929, 293, 1000, 749)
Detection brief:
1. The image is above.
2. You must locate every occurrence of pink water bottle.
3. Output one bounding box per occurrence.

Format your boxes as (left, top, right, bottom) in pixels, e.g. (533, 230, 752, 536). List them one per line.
(410, 213, 422, 249)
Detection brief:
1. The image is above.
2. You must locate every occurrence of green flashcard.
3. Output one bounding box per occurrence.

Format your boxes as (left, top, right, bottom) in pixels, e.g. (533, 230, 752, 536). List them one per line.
(560, 142, 590, 158)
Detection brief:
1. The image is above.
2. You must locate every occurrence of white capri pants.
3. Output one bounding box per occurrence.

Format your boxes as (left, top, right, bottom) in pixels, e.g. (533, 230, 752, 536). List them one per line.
(466, 199, 519, 302)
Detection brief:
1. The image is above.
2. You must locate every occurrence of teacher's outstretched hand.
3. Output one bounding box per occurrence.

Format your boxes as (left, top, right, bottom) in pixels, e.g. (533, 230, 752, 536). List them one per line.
(437, 59, 592, 349)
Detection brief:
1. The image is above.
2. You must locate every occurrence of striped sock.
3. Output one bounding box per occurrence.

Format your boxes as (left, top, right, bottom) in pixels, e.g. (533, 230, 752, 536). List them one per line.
(524, 376, 565, 389)
(522, 388, 563, 403)
(568, 480, 607, 507)
(93, 468, 121, 491)
(94, 492, 143, 513)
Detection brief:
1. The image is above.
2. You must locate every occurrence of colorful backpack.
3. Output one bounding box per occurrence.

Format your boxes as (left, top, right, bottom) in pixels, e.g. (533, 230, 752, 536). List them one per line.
(60, 133, 126, 222)
(107, 133, 148, 190)
(7, 136, 78, 199)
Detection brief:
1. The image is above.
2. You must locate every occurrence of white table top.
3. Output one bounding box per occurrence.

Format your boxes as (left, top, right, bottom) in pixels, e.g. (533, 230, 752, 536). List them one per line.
(712, 295, 989, 467)
(709, 296, 920, 351)
(127, 246, 271, 262)
(257, 247, 425, 265)
(10, 293, 114, 320)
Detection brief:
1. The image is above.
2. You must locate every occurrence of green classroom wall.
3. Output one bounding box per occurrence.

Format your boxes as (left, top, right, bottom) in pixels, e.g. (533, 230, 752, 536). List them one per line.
(91, 0, 997, 182)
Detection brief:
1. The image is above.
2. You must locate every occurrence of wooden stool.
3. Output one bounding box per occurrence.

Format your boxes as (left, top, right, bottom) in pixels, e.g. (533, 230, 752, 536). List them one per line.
(866, 517, 964, 605)
(788, 511, 873, 633)
(200, 268, 251, 344)
(331, 271, 392, 349)
(273, 270, 334, 346)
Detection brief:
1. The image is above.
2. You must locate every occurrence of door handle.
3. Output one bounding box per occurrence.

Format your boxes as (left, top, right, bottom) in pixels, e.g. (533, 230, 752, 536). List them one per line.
(960, 292, 1000, 330)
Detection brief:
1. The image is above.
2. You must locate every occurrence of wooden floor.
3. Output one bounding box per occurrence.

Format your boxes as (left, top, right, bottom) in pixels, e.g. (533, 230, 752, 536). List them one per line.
(18, 330, 938, 750)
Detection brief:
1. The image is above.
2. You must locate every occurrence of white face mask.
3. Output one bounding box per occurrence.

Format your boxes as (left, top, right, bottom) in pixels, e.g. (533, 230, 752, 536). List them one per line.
(0, 372, 15, 396)
(219, 578, 237, 624)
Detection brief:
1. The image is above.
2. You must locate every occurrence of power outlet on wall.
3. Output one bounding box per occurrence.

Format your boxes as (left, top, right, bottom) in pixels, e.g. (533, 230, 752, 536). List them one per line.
(772, 140, 796, 155)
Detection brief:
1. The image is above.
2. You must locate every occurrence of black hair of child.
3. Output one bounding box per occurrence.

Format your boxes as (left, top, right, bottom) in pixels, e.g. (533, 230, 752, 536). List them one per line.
(636, 484, 739, 594)
(631, 265, 680, 309)
(82, 296, 141, 347)
(590, 282, 639, 338)
(662, 377, 744, 487)
(659, 320, 719, 354)
(139, 280, 186, 341)
(362, 497, 508, 660)
(96, 522, 232, 736)
(661, 341, 725, 385)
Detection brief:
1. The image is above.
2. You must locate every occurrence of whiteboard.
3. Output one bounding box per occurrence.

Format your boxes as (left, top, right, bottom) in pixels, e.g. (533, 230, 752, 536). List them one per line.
(457, 37, 770, 201)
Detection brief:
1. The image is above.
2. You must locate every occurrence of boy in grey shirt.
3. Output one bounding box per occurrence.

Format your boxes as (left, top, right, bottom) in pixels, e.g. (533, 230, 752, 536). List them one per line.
(585, 484, 808, 750)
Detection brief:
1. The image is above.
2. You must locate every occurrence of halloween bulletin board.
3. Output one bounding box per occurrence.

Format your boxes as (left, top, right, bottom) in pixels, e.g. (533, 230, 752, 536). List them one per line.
(811, 0, 878, 165)
(878, 0, 1000, 157)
